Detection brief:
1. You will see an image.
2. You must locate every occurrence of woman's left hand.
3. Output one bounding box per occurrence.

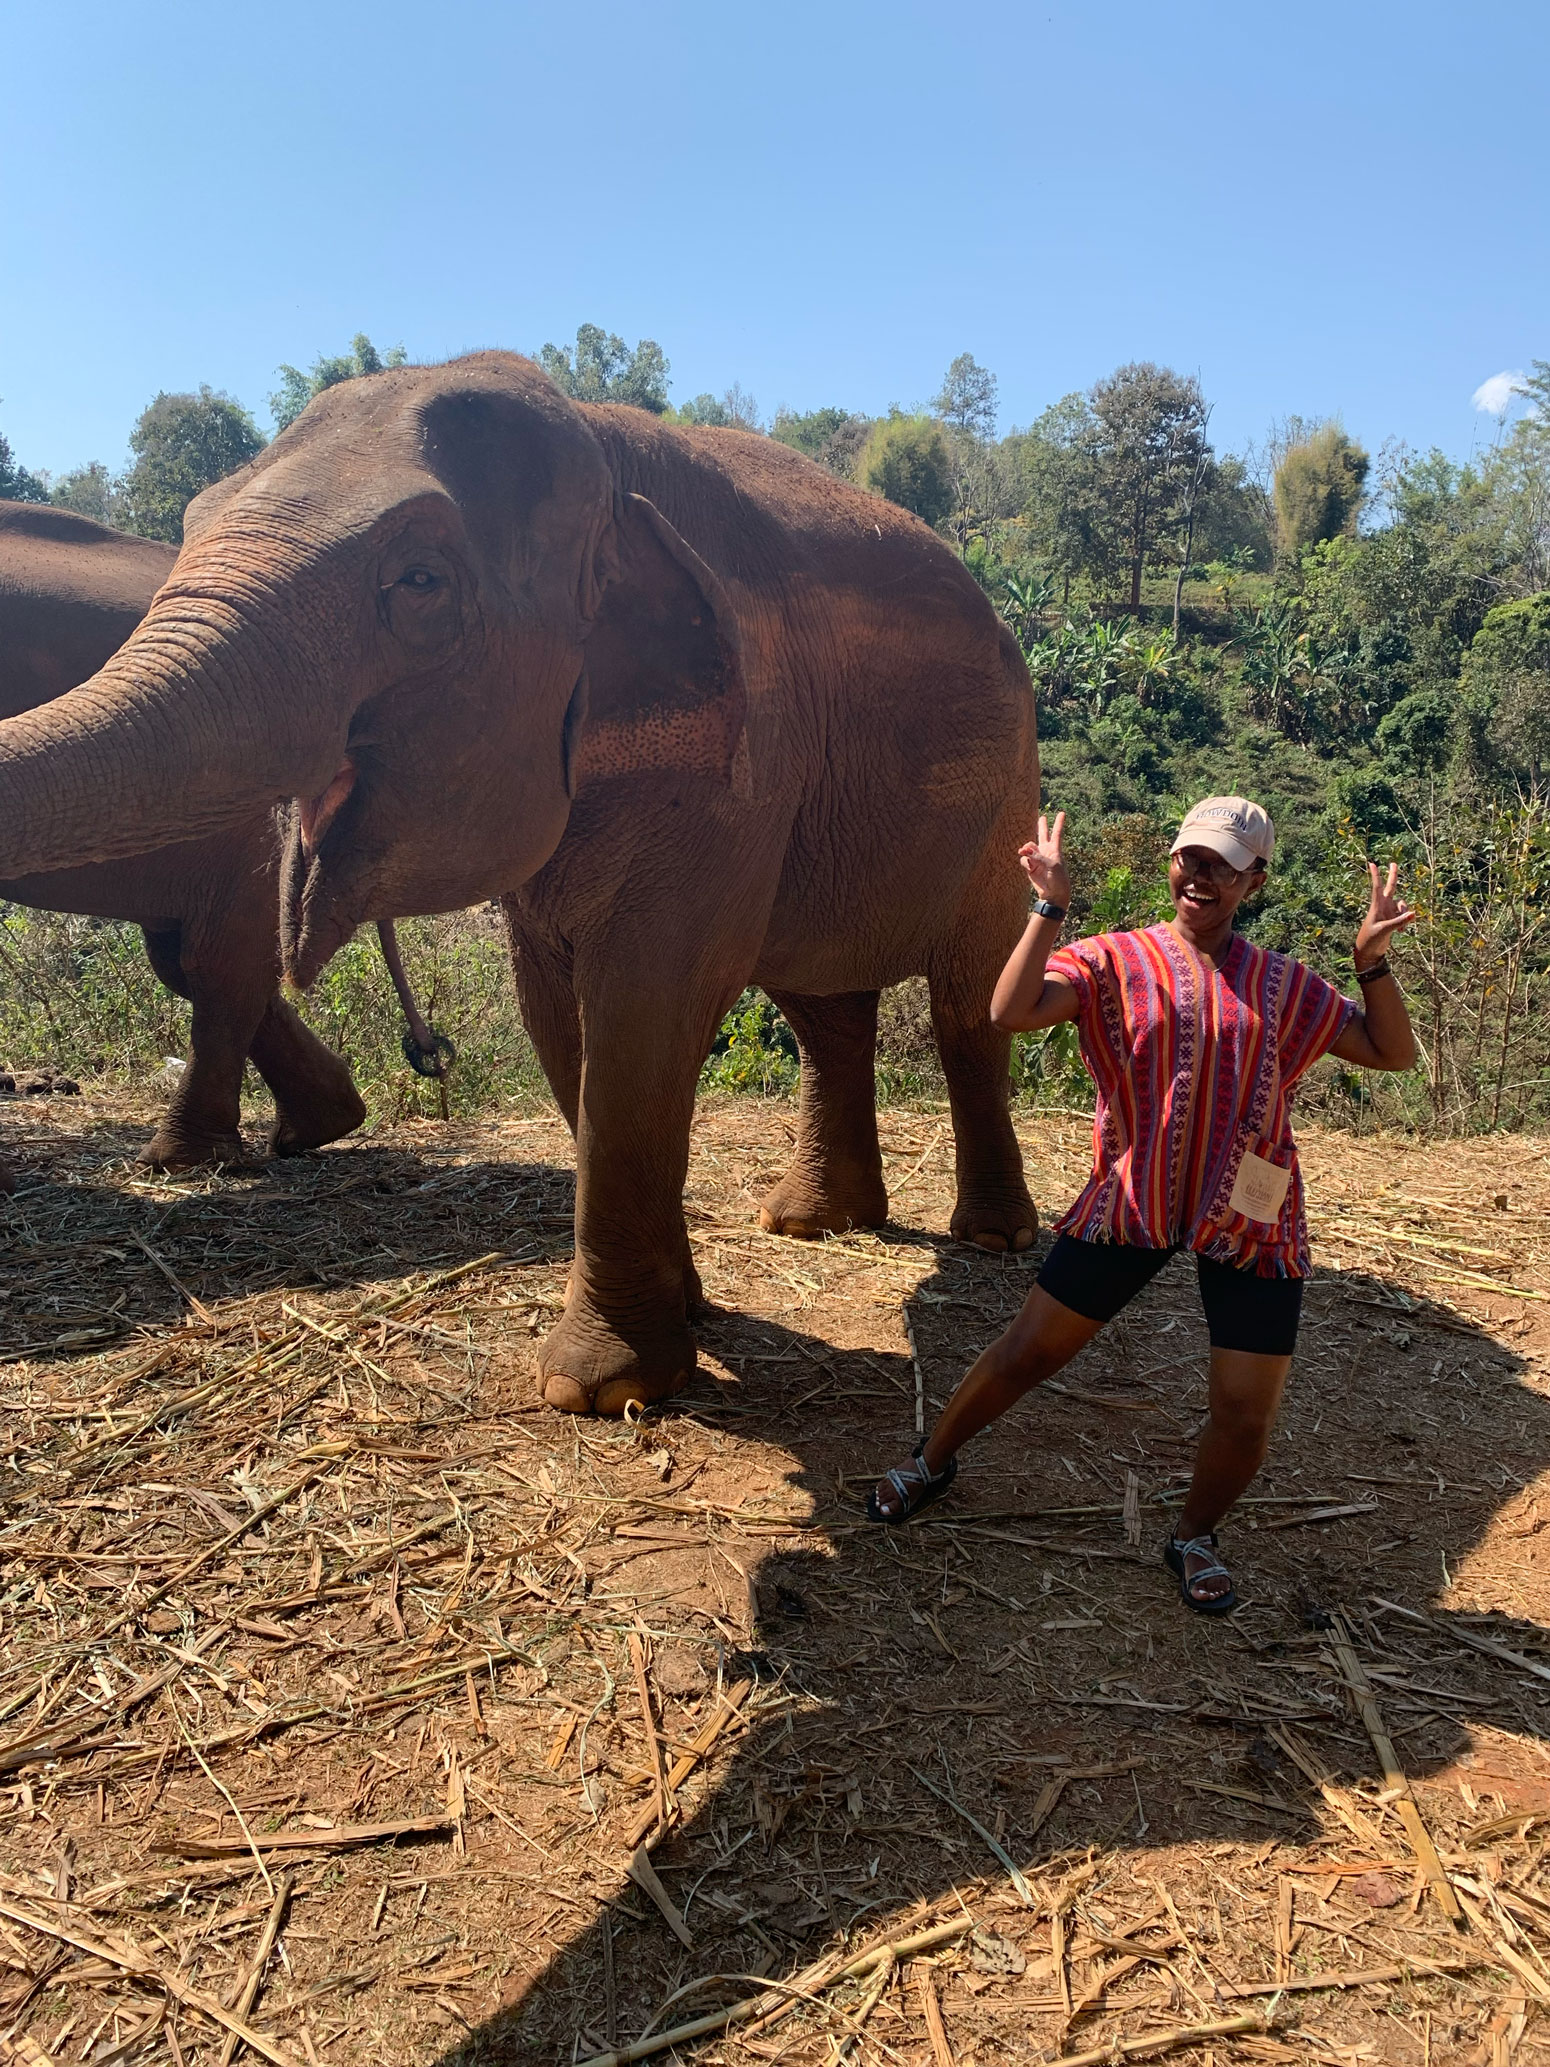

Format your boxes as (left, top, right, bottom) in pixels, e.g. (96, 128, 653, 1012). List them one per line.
(1354, 861, 1415, 969)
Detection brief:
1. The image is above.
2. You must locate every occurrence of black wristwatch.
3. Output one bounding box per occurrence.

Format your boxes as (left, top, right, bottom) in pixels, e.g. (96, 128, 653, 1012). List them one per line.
(1029, 898, 1067, 923)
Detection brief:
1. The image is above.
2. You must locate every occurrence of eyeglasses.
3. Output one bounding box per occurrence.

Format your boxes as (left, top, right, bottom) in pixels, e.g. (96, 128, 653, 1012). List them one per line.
(1172, 846, 1255, 887)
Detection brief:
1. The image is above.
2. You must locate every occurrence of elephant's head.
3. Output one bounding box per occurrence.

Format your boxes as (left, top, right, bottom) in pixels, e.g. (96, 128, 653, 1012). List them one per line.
(0, 352, 746, 981)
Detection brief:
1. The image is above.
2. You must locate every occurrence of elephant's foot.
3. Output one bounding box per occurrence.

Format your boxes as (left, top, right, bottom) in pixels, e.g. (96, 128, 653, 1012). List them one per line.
(757, 1163, 889, 1240)
(950, 1178, 1039, 1254)
(682, 1245, 708, 1321)
(139, 1125, 252, 1172)
(538, 1299, 696, 1416)
(269, 1082, 368, 1159)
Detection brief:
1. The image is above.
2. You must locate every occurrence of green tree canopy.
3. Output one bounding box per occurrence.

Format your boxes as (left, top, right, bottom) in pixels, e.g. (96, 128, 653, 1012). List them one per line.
(1461, 589, 1550, 784)
(672, 383, 762, 432)
(934, 353, 998, 441)
(857, 412, 953, 527)
(537, 324, 670, 413)
(49, 462, 120, 525)
(1089, 363, 1212, 610)
(1001, 393, 1101, 597)
(118, 387, 266, 543)
(0, 419, 48, 504)
(270, 333, 408, 433)
(770, 405, 873, 477)
(1274, 423, 1370, 559)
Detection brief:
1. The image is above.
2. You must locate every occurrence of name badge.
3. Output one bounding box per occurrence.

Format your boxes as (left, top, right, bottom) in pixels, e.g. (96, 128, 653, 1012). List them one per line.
(1229, 1149, 1293, 1224)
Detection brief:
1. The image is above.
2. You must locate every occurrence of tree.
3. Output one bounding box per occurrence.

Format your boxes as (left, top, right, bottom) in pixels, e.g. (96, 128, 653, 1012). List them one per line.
(1002, 393, 1101, 603)
(50, 462, 120, 525)
(934, 353, 998, 441)
(674, 384, 762, 432)
(1462, 589, 1550, 784)
(118, 388, 266, 543)
(0, 419, 47, 504)
(537, 324, 670, 413)
(1192, 454, 1272, 570)
(770, 405, 873, 478)
(857, 413, 953, 527)
(270, 333, 407, 433)
(1088, 363, 1211, 611)
(932, 354, 1010, 551)
(1274, 423, 1370, 560)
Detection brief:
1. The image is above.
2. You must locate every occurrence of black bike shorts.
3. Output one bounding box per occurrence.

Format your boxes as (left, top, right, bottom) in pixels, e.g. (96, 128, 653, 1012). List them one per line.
(1036, 1233, 1304, 1357)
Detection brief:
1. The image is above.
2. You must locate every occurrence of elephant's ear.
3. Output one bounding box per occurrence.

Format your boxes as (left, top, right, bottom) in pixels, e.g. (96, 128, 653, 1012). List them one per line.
(568, 493, 748, 795)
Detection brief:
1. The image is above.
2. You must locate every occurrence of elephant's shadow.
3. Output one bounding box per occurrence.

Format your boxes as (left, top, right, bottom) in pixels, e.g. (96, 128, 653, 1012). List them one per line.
(0, 1136, 580, 1351)
(428, 1228, 1550, 2065)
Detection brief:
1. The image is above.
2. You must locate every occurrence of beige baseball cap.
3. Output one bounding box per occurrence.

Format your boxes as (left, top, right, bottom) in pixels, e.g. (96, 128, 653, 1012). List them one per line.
(1172, 795, 1275, 872)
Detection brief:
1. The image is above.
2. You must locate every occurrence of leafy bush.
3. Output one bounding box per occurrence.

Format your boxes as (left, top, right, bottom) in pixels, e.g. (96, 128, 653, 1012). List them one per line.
(701, 989, 798, 1096)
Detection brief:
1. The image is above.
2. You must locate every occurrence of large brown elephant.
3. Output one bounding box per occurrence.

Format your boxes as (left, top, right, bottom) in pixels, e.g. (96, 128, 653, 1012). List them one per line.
(0, 354, 1039, 1410)
(0, 500, 368, 1170)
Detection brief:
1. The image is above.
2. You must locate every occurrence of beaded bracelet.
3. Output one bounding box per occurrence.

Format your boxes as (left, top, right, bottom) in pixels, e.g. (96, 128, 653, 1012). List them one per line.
(1354, 957, 1391, 986)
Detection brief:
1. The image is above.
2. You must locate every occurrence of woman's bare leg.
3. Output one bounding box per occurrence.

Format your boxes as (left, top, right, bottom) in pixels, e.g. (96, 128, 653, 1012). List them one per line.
(872, 1286, 1103, 1514)
(1173, 1347, 1293, 1601)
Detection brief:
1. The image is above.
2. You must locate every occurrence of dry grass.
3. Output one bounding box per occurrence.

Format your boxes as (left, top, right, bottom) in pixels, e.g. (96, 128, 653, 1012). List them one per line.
(2, 1090, 1550, 2065)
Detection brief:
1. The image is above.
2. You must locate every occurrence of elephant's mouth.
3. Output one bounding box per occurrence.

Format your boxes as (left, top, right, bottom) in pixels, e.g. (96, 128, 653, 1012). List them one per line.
(280, 801, 361, 989)
(299, 759, 357, 858)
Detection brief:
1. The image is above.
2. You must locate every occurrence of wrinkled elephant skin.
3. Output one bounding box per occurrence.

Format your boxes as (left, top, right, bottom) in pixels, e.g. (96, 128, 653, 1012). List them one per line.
(0, 357, 1039, 1407)
(0, 502, 366, 1171)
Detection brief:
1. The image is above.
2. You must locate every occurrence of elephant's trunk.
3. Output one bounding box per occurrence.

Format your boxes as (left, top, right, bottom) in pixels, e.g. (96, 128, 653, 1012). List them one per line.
(0, 526, 352, 879)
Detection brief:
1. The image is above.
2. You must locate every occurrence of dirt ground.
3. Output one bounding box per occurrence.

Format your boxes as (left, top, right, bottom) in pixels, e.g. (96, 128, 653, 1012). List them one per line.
(1, 1089, 1549, 2067)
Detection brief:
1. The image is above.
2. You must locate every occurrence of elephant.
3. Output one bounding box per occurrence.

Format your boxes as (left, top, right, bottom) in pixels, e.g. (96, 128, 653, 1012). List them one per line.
(0, 354, 1040, 1411)
(0, 499, 371, 1171)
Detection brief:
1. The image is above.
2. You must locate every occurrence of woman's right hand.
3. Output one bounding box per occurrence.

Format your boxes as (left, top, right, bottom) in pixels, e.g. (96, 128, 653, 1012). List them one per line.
(1018, 811, 1070, 911)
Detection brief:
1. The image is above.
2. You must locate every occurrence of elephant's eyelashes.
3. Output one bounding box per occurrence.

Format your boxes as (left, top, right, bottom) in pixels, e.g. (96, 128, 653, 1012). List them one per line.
(378, 562, 463, 653)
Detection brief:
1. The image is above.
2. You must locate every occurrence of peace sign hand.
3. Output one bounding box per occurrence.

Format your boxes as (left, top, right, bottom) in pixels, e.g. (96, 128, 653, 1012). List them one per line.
(1017, 811, 1070, 910)
(1355, 861, 1415, 970)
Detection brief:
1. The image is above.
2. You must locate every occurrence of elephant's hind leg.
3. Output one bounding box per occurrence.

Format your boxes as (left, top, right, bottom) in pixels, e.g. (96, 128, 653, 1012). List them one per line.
(249, 997, 367, 1156)
(927, 866, 1038, 1255)
(757, 989, 889, 1238)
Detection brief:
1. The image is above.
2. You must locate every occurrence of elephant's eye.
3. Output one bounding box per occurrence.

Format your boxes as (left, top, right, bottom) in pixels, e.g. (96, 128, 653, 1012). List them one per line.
(397, 567, 440, 592)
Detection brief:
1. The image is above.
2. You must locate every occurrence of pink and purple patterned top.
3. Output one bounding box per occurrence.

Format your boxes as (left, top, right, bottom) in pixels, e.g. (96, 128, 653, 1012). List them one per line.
(1044, 924, 1356, 1276)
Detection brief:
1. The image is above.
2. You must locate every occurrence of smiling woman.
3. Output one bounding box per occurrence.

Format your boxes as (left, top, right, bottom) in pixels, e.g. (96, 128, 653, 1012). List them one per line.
(868, 792, 1420, 1622)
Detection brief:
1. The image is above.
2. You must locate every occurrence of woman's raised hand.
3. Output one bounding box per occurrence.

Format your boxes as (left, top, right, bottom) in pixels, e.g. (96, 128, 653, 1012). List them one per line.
(1355, 861, 1415, 969)
(1017, 811, 1070, 910)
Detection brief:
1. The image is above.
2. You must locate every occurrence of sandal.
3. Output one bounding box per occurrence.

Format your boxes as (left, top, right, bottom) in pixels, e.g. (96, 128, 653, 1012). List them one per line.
(865, 1443, 958, 1525)
(1163, 1531, 1238, 1617)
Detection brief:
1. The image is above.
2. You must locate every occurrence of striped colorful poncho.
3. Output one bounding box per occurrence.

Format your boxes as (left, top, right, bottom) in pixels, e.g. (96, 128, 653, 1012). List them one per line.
(1044, 924, 1356, 1277)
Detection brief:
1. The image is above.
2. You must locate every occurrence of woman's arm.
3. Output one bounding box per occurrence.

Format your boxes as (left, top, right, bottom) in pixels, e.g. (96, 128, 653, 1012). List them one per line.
(990, 812, 1082, 1033)
(1329, 861, 1418, 1072)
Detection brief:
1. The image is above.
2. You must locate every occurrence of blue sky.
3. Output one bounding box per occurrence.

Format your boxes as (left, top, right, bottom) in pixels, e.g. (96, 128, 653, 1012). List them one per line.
(2, 0, 1546, 477)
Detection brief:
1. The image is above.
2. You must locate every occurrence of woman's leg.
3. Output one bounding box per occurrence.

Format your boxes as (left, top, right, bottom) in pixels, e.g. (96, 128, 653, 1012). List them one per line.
(869, 1238, 1175, 1519)
(1173, 1256, 1302, 1603)
(918, 1287, 1104, 1474)
(1173, 1347, 1293, 1600)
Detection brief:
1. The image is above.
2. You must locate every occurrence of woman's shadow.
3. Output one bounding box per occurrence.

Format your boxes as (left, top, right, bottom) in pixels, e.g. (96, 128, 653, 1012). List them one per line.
(429, 1224, 1550, 2065)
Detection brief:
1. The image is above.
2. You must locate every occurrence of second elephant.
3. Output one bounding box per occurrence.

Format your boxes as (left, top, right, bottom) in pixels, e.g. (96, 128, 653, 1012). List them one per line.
(0, 500, 367, 1170)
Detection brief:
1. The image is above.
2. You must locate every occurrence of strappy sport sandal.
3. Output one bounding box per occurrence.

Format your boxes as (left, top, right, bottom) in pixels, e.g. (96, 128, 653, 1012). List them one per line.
(865, 1442, 958, 1525)
(1164, 1531, 1238, 1617)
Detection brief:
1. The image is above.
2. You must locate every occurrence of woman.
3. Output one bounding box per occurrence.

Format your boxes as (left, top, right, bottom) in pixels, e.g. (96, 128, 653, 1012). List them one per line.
(867, 795, 1417, 1614)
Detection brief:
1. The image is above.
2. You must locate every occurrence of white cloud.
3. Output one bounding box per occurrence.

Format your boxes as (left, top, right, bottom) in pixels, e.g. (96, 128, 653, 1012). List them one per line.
(1473, 369, 1526, 415)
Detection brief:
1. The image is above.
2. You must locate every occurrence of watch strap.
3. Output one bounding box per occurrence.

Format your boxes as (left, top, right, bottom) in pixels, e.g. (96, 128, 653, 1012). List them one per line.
(1029, 898, 1067, 923)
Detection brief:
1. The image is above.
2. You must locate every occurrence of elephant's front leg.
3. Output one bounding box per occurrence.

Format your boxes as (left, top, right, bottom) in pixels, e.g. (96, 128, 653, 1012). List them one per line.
(138, 925, 261, 1169)
(507, 904, 707, 1330)
(536, 970, 737, 1417)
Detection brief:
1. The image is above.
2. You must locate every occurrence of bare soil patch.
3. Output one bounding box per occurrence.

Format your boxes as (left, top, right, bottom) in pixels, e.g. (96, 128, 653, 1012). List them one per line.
(2, 1092, 1549, 2065)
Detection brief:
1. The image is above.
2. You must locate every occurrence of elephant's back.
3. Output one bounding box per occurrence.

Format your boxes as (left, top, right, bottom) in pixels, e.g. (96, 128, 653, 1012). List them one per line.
(0, 503, 176, 720)
(579, 410, 1037, 994)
